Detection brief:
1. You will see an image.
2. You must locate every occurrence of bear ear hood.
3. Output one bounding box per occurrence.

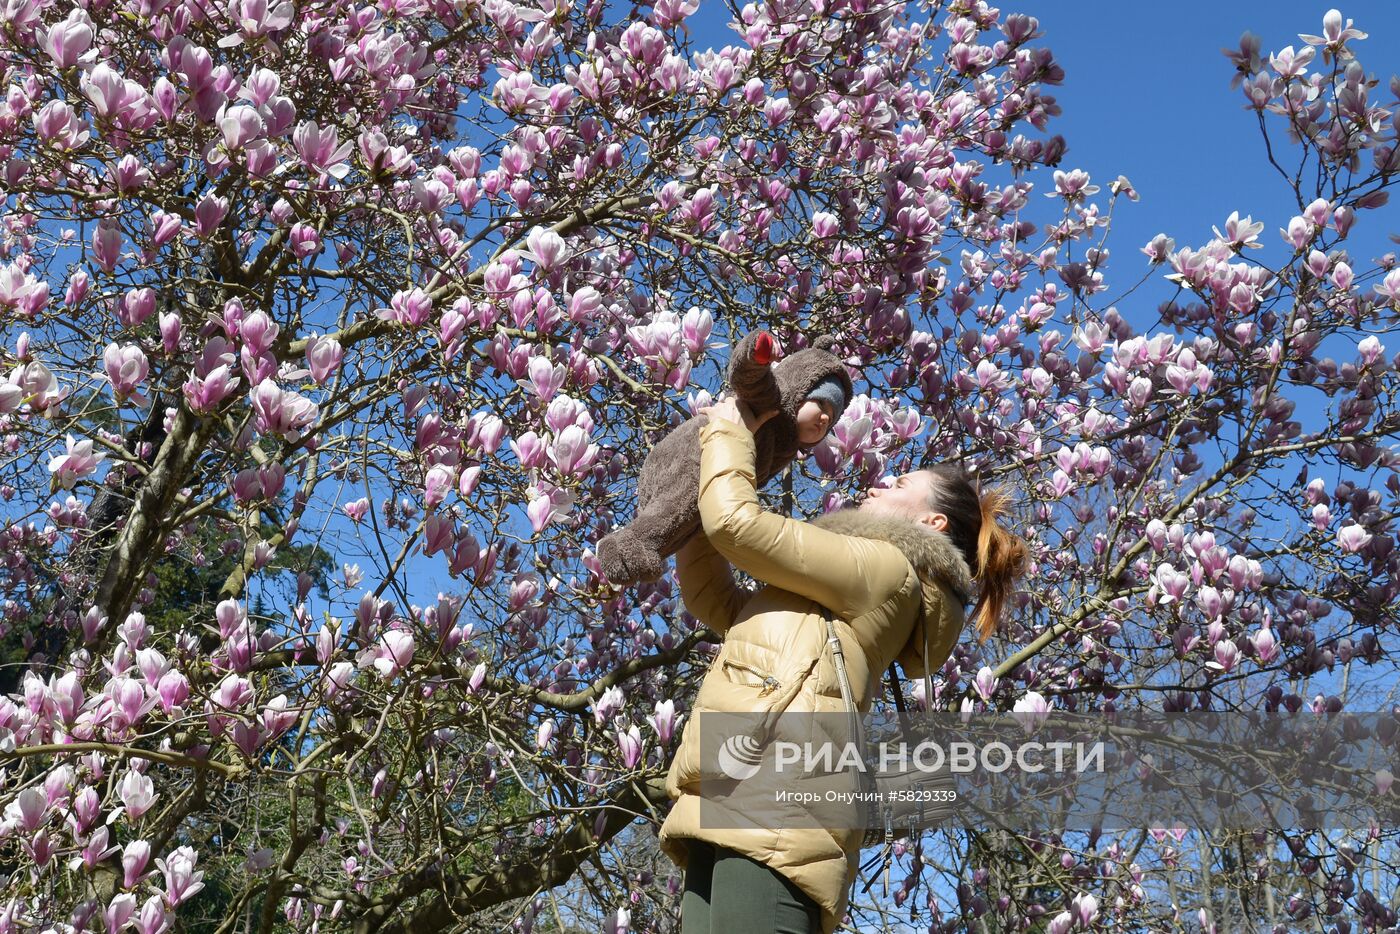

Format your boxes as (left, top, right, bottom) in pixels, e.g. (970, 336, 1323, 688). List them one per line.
(807, 506, 973, 605)
(772, 335, 854, 418)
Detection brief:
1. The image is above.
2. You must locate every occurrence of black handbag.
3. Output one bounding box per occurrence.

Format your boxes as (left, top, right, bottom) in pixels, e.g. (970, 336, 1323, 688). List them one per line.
(821, 603, 957, 861)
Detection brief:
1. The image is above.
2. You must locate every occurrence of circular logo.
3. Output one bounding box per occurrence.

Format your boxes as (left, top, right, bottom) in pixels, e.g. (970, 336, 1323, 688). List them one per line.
(717, 733, 765, 781)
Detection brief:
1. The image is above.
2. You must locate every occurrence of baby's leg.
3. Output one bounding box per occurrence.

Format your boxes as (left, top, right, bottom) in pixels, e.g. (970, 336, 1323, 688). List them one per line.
(597, 506, 692, 585)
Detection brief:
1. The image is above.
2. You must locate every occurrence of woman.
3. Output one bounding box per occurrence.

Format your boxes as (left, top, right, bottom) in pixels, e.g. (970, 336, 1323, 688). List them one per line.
(657, 396, 1027, 934)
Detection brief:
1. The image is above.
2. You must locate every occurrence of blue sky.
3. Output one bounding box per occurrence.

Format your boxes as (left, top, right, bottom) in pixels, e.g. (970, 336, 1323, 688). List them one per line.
(1005, 1, 1398, 270)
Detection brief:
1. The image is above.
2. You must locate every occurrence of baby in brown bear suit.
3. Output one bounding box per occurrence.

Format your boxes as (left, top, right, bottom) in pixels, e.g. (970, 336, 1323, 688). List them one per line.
(596, 330, 853, 586)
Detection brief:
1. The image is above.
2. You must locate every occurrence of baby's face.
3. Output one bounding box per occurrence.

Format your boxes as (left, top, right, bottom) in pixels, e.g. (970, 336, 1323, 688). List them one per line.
(796, 400, 834, 445)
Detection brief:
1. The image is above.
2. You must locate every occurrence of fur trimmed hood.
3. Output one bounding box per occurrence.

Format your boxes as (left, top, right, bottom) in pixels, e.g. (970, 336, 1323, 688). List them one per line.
(807, 507, 973, 605)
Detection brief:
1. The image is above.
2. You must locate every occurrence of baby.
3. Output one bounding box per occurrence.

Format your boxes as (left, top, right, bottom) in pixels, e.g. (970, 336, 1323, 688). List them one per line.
(795, 380, 846, 445)
(597, 331, 852, 586)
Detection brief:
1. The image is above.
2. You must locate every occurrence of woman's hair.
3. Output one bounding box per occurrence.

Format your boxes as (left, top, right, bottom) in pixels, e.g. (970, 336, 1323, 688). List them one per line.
(921, 464, 1028, 642)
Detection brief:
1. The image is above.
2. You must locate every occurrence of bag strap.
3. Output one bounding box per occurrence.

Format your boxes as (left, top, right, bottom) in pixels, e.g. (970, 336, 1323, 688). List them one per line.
(823, 599, 933, 729)
(820, 605, 864, 751)
(824, 598, 933, 896)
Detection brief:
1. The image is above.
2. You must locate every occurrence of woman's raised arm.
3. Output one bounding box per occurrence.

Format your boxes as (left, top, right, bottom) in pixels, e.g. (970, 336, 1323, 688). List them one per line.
(695, 417, 910, 619)
(673, 531, 752, 637)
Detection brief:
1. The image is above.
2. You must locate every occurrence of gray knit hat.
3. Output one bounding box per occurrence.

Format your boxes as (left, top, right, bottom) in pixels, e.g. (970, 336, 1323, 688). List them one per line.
(805, 374, 849, 422)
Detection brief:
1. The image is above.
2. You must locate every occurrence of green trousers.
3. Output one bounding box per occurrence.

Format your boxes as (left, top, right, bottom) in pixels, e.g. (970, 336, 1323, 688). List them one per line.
(680, 840, 820, 934)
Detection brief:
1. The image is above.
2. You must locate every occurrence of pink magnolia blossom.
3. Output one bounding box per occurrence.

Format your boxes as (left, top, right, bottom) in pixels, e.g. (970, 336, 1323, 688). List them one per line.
(1209, 640, 1240, 673)
(230, 721, 264, 757)
(302, 334, 340, 386)
(1336, 523, 1372, 553)
(63, 268, 90, 306)
(132, 895, 168, 934)
(525, 482, 575, 533)
(315, 622, 339, 665)
(1071, 892, 1099, 926)
(1299, 9, 1368, 55)
(0, 262, 51, 318)
(343, 497, 370, 523)
(0, 382, 22, 416)
(150, 211, 183, 249)
(218, 104, 265, 149)
(75, 826, 120, 873)
(568, 286, 602, 324)
(119, 613, 151, 649)
(238, 310, 279, 355)
(1, 788, 47, 835)
(103, 343, 149, 401)
(372, 630, 415, 679)
(81, 63, 155, 127)
(222, 0, 293, 45)
(1152, 564, 1190, 604)
(494, 70, 550, 115)
(467, 662, 487, 694)
(322, 662, 355, 700)
(116, 287, 156, 329)
(183, 365, 241, 413)
(68, 787, 100, 832)
(48, 435, 105, 490)
(1212, 210, 1265, 250)
(194, 193, 229, 238)
(155, 846, 205, 907)
(213, 672, 253, 709)
(261, 694, 296, 739)
(1011, 691, 1052, 733)
(616, 725, 643, 768)
(524, 226, 568, 270)
(448, 533, 480, 577)
(104, 894, 138, 934)
(91, 221, 122, 272)
(422, 465, 454, 509)
(293, 121, 352, 178)
(7, 357, 61, 411)
(43, 7, 94, 67)
(543, 395, 594, 434)
(592, 685, 625, 726)
(547, 425, 600, 477)
(972, 666, 999, 702)
(647, 699, 680, 744)
(525, 355, 567, 401)
(250, 383, 319, 440)
(122, 840, 153, 888)
(423, 513, 454, 556)
(475, 414, 507, 453)
(1250, 626, 1279, 665)
(109, 154, 150, 193)
(117, 771, 157, 820)
(33, 100, 90, 150)
(156, 671, 189, 714)
(288, 222, 321, 259)
(509, 430, 549, 469)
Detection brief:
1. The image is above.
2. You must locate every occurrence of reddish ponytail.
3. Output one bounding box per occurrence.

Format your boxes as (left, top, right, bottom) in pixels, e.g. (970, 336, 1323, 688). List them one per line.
(969, 485, 1028, 642)
(923, 466, 1029, 642)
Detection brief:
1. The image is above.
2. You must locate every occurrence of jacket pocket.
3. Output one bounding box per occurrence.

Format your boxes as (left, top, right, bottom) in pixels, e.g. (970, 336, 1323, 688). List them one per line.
(722, 659, 783, 698)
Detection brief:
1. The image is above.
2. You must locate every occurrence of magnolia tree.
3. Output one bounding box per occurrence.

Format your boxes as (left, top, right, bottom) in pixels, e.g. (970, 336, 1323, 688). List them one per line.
(0, 0, 1398, 928)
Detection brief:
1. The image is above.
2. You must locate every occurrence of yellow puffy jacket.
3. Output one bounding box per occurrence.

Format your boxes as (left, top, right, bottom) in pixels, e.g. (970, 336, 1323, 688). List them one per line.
(658, 417, 973, 933)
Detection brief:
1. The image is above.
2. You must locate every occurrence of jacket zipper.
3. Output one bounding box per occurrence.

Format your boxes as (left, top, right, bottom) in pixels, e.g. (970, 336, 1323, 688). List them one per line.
(723, 660, 782, 697)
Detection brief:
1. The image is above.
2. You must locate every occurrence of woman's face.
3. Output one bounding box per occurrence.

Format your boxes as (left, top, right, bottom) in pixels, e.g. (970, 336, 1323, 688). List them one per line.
(858, 470, 945, 528)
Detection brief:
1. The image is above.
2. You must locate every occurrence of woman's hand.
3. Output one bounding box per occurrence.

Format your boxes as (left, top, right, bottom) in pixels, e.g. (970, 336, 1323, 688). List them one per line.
(699, 396, 778, 434)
